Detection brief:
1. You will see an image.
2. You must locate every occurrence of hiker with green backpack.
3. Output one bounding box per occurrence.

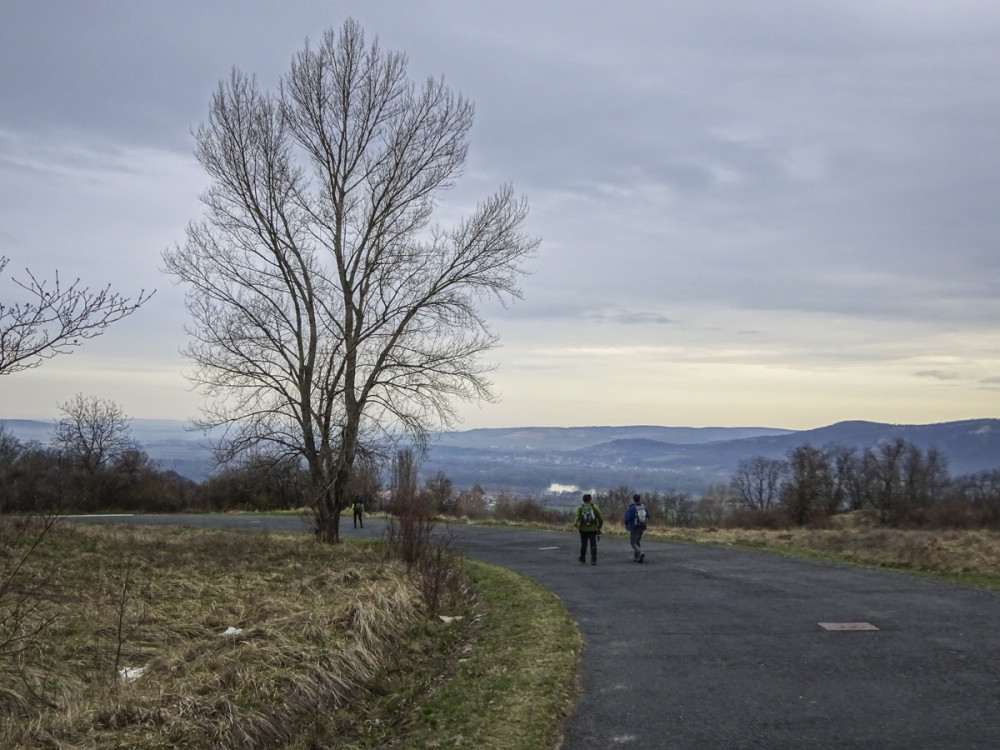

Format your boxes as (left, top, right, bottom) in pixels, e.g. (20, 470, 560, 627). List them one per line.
(573, 493, 604, 565)
(623, 493, 649, 563)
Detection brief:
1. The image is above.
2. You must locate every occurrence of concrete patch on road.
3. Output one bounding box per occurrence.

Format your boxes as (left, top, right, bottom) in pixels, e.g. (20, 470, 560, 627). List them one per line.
(818, 622, 879, 631)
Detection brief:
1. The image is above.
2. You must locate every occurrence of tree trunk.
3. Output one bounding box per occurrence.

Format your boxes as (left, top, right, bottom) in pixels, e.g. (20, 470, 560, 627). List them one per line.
(316, 485, 341, 543)
(317, 511, 340, 543)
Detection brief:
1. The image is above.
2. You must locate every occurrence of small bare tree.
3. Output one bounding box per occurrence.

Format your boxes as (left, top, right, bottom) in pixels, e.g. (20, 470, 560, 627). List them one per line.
(52, 394, 137, 476)
(781, 444, 834, 526)
(730, 456, 786, 512)
(425, 470, 454, 513)
(0, 512, 61, 708)
(0, 256, 152, 376)
(163, 19, 537, 542)
(391, 448, 420, 512)
(386, 447, 435, 566)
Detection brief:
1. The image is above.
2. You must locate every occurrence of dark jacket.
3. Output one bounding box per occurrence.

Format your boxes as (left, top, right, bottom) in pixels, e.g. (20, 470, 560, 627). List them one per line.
(624, 502, 649, 531)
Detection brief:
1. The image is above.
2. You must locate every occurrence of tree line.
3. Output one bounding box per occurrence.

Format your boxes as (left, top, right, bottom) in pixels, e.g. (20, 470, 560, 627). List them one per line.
(587, 440, 1000, 531)
(725, 441, 1000, 528)
(5, 402, 1000, 532)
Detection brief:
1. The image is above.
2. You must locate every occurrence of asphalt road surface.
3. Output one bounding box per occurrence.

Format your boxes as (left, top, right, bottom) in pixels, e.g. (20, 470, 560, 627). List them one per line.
(70, 514, 1000, 749)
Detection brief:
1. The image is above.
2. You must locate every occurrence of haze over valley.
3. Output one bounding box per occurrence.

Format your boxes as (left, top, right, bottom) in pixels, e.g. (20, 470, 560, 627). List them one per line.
(4, 418, 997, 498)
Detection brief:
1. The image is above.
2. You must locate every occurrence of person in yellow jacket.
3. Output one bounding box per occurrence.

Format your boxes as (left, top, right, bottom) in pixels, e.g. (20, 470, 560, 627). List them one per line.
(573, 493, 604, 565)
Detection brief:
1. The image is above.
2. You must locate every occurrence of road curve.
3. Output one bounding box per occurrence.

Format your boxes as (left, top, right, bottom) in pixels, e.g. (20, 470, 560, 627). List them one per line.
(70, 515, 1000, 749)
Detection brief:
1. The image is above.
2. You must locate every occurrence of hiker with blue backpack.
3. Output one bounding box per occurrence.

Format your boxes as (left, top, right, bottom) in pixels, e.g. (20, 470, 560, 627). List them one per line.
(573, 493, 604, 565)
(623, 493, 649, 563)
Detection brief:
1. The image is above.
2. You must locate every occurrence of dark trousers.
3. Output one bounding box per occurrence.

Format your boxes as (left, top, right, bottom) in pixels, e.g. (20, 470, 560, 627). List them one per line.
(354, 510, 363, 528)
(630, 526, 645, 557)
(579, 530, 598, 561)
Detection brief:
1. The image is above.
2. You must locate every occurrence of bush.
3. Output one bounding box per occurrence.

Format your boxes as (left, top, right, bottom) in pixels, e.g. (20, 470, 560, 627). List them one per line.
(726, 507, 790, 530)
(492, 495, 568, 525)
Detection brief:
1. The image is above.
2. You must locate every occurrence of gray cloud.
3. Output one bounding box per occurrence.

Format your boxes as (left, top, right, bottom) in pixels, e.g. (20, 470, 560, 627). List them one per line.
(1, 0, 998, 427)
(915, 371, 961, 381)
(583, 310, 676, 326)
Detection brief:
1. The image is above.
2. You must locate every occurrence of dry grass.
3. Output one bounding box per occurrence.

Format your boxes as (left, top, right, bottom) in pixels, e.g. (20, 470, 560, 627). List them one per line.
(2, 520, 581, 750)
(2, 522, 429, 749)
(642, 519, 1000, 584)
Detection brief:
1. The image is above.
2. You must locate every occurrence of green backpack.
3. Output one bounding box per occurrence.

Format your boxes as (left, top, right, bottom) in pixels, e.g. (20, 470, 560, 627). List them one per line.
(580, 505, 596, 526)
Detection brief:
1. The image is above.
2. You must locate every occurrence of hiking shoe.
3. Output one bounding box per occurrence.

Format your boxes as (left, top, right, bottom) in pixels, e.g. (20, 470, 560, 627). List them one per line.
(591, 559, 597, 565)
(578, 556, 585, 564)
(639, 553, 645, 563)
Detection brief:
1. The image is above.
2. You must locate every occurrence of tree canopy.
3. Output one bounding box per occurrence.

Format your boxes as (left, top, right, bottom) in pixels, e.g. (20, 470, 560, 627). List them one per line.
(164, 19, 538, 541)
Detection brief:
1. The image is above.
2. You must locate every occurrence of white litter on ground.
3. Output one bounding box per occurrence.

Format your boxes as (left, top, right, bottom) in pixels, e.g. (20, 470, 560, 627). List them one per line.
(438, 615, 464, 624)
(118, 666, 145, 682)
(221, 626, 244, 636)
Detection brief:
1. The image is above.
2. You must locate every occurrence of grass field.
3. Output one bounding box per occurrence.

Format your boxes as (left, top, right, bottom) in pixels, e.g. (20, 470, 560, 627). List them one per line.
(1, 521, 578, 749)
(3, 515, 998, 748)
(640, 523, 1000, 589)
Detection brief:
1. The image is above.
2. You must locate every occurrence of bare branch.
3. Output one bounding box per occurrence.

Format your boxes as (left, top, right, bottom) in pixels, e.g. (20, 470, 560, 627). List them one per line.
(164, 18, 537, 542)
(0, 256, 154, 375)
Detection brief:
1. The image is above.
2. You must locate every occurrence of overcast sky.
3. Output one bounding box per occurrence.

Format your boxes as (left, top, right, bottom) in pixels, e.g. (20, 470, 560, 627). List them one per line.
(2, 0, 999, 430)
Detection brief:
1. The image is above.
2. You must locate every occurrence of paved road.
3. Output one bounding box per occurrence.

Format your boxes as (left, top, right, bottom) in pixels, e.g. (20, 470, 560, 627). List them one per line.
(71, 515, 1000, 749)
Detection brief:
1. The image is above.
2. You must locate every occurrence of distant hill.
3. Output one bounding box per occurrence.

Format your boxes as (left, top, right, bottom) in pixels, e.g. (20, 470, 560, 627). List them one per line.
(3, 417, 998, 494)
(423, 419, 1000, 495)
(432, 425, 793, 452)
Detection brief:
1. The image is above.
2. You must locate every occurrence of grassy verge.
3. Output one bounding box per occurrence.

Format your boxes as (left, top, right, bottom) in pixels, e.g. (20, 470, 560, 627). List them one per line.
(638, 524, 1000, 590)
(334, 560, 579, 749)
(1, 520, 579, 749)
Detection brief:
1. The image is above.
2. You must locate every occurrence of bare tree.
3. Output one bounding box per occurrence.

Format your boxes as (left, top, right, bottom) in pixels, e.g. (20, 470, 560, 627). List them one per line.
(52, 394, 136, 476)
(730, 456, 786, 512)
(780, 444, 834, 526)
(163, 19, 537, 542)
(345, 450, 382, 510)
(861, 438, 908, 524)
(391, 447, 420, 512)
(425, 470, 454, 513)
(830, 444, 864, 512)
(0, 256, 153, 376)
(659, 490, 696, 527)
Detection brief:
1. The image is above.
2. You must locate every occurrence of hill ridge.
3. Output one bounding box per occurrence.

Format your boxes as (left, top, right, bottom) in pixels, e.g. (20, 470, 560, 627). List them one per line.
(3, 417, 998, 492)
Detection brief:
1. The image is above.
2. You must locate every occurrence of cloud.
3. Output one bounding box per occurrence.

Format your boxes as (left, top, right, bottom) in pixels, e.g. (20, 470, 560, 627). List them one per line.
(1, 0, 999, 429)
(581, 310, 676, 326)
(915, 370, 961, 381)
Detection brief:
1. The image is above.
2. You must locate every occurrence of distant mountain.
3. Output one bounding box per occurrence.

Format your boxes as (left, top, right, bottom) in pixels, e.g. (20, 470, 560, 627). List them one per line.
(423, 419, 1000, 495)
(3, 417, 998, 494)
(433, 425, 792, 452)
(668, 419, 1000, 476)
(0, 419, 55, 444)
